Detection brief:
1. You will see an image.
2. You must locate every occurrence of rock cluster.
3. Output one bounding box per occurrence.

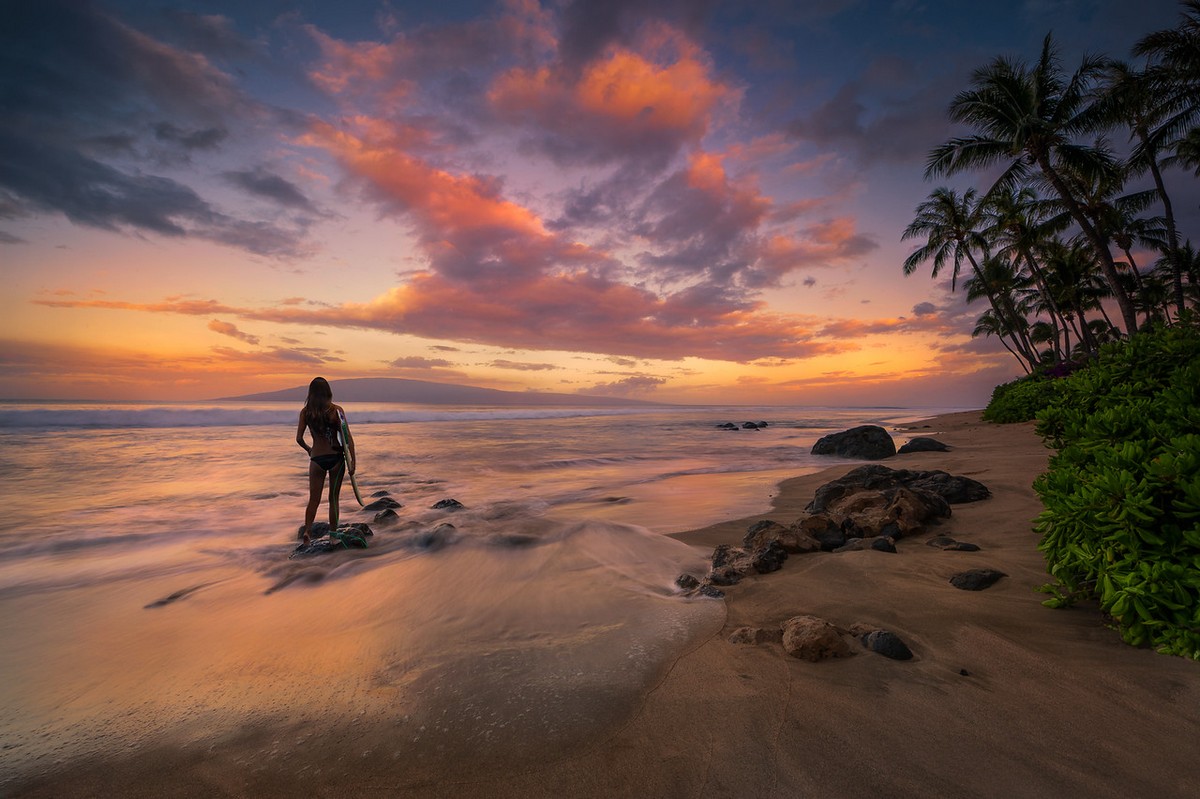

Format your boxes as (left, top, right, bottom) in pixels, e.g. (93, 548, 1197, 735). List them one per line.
(291, 488, 469, 557)
(675, 465, 992, 595)
(728, 618, 916, 662)
(716, 421, 769, 430)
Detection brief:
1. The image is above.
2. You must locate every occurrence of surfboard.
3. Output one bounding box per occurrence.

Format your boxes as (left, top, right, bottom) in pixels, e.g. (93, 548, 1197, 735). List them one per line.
(339, 408, 365, 507)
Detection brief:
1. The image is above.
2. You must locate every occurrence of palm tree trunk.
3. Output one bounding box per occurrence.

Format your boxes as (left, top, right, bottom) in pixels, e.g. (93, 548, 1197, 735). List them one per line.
(962, 250, 1039, 369)
(1037, 157, 1140, 334)
(1140, 132, 1185, 316)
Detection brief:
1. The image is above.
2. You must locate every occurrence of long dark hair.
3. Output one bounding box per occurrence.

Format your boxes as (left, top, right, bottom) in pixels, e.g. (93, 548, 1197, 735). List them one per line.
(303, 376, 334, 427)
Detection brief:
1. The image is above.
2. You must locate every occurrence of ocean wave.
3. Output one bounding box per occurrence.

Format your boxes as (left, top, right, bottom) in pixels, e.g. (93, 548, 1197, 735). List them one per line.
(0, 404, 665, 430)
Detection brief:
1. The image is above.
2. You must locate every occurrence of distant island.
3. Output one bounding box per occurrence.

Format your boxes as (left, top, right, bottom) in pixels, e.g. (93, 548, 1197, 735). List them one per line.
(218, 377, 667, 407)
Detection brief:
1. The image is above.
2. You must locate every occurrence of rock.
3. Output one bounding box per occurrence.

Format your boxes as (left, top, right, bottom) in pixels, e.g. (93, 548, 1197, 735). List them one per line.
(742, 421, 762, 430)
(728, 626, 783, 645)
(711, 543, 736, 570)
(832, 536, 897, 554)
(897, 436, 951, 454)
(675, 574, 701, 591)
(949, 568, 1007, 591)
(756, 421, 769, 428)
(364, 497, 402, 511)
(370, 490, 391, 497)
(861, 630, 914, 660)
(808, 465, 989, 513)
(707, 567, 741, 586)
(793, 514, 845, 551)
(818, 486, 948, 539)
(906, 472, 990, 504)
(291, 539, 343, 556)
(373, 508, 400, 524)
(811, 425, 896, 460)
(744, 520, 820, 554)
(698, 585, 725, 599)
(415, 523, 456, 551)
(945, 542, 981, 552)
(751, 541, 788, 574)
(298, 521, 331, 540)
(781, 615, 853, 662)
(717, 422, 739, 430)
(926, 535, 958, 548)
(431, 498, 466, 511)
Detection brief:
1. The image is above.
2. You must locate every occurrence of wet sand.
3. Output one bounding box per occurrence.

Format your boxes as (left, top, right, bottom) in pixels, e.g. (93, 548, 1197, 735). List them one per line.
(7, 411, 1200, 797)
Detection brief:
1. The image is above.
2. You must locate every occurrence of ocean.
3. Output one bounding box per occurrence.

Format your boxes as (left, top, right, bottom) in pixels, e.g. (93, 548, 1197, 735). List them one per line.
(0, 401, 962, 787)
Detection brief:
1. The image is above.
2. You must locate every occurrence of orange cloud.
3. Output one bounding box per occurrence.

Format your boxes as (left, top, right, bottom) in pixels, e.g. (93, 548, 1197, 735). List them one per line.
(487, 24, 737, 163)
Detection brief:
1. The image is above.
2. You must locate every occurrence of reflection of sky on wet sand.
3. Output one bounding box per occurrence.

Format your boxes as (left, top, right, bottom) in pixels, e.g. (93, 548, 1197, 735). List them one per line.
(0, 523, 723, 784)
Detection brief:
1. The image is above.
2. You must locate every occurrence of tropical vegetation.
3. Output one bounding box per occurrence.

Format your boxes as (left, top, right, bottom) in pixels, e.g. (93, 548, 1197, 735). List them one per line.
(905, 3, 1200, 658)
(904, 2, 1200, 369)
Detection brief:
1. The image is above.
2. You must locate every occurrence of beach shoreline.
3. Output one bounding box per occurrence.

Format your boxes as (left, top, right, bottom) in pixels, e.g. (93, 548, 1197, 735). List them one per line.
(8, 410, 1200, 798)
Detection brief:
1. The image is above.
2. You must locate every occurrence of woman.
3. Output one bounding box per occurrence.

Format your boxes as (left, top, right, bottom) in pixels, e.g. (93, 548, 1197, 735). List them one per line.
(296, 377, 356, 544)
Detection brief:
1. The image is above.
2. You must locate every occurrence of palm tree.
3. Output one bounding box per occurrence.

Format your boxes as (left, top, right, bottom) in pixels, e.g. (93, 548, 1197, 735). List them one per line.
(972, 310, 1033, 373)
(926, 34, 1141, 334)
(902, 187, 1038, 364)
(1096, 61, 1186, 316)
(979, 185, 1089, 353)
(963, 253, 1040, 370)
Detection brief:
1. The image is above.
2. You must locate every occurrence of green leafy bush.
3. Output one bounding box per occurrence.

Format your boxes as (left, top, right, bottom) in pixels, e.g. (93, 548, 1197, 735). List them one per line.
(982, 375, 1063, 423)
(1033, 323, 1200, 659)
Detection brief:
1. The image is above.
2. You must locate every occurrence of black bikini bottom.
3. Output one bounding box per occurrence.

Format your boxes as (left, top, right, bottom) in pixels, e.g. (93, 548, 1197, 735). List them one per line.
(311, 453, 344, 471)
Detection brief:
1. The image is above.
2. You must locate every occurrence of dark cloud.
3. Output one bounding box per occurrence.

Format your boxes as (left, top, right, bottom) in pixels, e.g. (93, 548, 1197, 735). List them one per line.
(0, 230, 26, 245)
(557, 0, 716, 73)
(223, 167, 319, 213)
(912, 301, 938, 316)
(155, 123, 229, 151)
(0, 0, 310, 257)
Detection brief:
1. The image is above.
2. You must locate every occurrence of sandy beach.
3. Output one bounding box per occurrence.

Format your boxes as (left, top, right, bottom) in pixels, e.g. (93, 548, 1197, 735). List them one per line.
(8, 410, 1200, 798)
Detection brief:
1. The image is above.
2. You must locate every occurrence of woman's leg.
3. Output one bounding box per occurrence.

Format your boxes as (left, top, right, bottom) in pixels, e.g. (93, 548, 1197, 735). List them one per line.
(303, 461, 327, 544)
(327, 459, 346, 532)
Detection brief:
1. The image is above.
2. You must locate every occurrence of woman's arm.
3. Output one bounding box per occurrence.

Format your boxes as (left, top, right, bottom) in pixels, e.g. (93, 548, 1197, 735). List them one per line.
(296, 410, 311, 453)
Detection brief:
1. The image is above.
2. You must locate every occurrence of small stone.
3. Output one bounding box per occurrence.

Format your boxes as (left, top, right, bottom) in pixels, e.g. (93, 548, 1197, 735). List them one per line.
(373, 508, 400, 524)
(698, 585, 725, 599)
(431, 498, 466, 511)
(781, 615, 853, 662)
(927, 535, 958, 548)
(897, 437, 951, 454)
(861, 630, 913, 660)
(675, 574, 701, 591)
(869, 537, 897, 553)
(949, 568, 1006, 591)
(959, 668, 970, 676)
(944, 542, 981, 552)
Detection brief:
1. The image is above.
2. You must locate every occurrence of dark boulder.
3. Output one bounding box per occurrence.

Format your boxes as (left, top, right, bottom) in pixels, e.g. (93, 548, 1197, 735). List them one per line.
(861, 630, 914, 660)
(373, 508, 400, 525)
(364, 497, 402, 511)
(808, 465, 989, 513)
(742, 421, 762, 430)
(717, 422, 739, 430)
(707, 566, 741, 586)
(675, 574, 701, 591)
(431, 498, 466, 511)
(811, 425, 896, 460)
(751, 541, 788, 574)
(949, 568, 1006, 591)
(897, 436, 950, 454)
(415, 523, 456, 551)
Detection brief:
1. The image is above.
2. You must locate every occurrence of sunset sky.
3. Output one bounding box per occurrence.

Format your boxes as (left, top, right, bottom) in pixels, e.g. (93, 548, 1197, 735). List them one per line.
(2, 0, 1194, 405)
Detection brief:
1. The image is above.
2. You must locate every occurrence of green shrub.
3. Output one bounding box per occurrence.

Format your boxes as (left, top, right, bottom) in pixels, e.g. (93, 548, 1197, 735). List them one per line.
(982, 375, 1063, 423)
(1033, 323, 1200, 659)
